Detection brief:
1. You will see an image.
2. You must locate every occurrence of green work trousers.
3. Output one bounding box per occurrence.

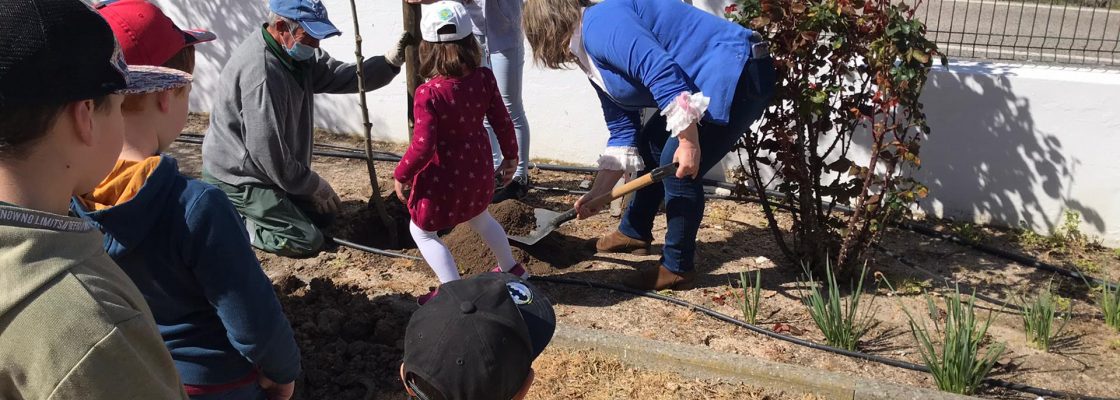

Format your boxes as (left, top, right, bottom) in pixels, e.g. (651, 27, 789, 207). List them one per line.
(202, 171, 330, 258)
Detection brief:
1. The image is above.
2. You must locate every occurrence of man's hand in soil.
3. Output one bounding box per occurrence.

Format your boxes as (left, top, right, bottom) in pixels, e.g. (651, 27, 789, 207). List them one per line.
(259, 376, 295, 400)
(497, 158, 517, 187)
(394, 179, 411, 202)
(575, 169, 625, 220)
(312, 179, 342, 215)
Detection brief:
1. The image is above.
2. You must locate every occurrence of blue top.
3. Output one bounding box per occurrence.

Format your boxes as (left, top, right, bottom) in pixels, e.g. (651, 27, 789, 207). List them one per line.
(465, 0, 523, 52)
(71, 155, 301, 386)
(580, 0, 754, 148)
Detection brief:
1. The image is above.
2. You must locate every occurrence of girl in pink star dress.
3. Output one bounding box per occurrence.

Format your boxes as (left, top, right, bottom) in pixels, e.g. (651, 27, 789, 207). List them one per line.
(393, 2, 526, 302)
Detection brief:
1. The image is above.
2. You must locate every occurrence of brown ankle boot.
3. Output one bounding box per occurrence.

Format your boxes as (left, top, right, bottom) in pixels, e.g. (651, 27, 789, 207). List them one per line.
(595, 231, 651, 255)
(624, 264, 695, 291)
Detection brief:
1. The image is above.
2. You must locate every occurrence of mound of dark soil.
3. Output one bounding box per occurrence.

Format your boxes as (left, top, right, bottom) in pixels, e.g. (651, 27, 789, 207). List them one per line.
(275, 276, 414, 400)
(329, 195, 414, 250)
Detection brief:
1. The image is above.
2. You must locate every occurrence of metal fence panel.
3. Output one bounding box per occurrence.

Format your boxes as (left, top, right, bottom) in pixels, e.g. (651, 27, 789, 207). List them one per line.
(914, 0, 1120, 67)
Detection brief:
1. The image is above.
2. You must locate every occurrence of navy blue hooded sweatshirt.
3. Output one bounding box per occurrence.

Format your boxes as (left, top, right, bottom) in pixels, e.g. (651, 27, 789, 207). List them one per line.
(71, 155, 301, 386)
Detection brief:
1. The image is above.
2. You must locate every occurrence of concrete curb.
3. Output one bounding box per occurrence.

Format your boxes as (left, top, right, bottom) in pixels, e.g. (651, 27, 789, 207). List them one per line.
(551, 324, 980, 400)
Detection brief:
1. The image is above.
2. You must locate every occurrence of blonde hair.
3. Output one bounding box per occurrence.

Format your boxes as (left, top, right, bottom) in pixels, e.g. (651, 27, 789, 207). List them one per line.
(522, 0, 591, 70)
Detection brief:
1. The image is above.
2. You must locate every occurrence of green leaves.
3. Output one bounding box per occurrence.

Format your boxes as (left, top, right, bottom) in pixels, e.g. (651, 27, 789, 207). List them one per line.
(1018, 281, 1071, 351)
(728, 0, 939, 272)
(800, 263, 877, 351)
(739, 269, 764, 324)
(903, 287, 1006, 395)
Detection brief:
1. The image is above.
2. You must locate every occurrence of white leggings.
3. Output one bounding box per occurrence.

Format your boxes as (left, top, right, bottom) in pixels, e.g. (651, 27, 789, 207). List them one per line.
(410, 211, 518, 283)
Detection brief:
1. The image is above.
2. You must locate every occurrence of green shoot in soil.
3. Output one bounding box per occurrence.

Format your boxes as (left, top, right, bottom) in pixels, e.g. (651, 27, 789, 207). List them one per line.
(950, 222, 987, 243)
(800, 263, 876, 351)
(1100, 282, 1120, 332)
(903, 286, 1005, 395)
(1018, 282, 1070, 351)
(739, 269, 762, 324)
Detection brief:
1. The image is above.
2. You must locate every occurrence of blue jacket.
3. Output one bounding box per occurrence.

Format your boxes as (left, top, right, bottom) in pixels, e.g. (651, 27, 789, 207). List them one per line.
(71, 155, 300, 386)
(581, 0, 755, 148)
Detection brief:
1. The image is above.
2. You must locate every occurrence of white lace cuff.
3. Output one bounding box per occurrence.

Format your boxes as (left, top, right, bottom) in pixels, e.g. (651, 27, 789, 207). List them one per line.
(596, 146, 645, 173)
(660, 91, 711, 137)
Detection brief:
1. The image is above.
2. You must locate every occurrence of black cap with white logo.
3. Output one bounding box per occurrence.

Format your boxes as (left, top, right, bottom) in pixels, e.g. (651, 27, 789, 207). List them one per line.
(403, 273, 556, 400)
(0, 0, 188, 107)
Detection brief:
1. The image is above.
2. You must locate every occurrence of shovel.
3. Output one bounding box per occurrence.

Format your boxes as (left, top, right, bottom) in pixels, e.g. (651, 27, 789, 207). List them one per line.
(509, 162, 679, 246)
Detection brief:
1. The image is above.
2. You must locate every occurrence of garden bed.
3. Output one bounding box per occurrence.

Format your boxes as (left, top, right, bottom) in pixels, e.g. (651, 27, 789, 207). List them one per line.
(172, 114, 1120, 399)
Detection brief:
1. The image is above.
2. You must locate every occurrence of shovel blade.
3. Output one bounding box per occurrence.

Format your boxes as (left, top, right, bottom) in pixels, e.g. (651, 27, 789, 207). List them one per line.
(508, 208, 567, 246)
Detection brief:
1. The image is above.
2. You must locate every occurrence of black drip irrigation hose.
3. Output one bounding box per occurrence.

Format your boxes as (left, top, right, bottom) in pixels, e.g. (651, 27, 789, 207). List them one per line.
(528, 275, 1117, 400)
(897, 221, 1119, 291)
(174, 136, 1116, 398)
(329, 237, 422, 261)
(173, 136, 1119, 289)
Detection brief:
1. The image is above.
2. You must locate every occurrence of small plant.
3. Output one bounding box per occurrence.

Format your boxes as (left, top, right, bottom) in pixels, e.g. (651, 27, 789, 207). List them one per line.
(1112, 247, 1120, 261)
(1099, 282, 1120, 332)
(739, 269, 763, 324)
(800, 263, 877, 351)
(895, 276, 932, 296)
(1014, 210, 1092, 254)
(1074, 258, 1103, 275)
(1109, 338, 1120, 350)
(1018, 282, 1070, 351)
(950, 222, 986, 243)
(903, 286, 1005, 395)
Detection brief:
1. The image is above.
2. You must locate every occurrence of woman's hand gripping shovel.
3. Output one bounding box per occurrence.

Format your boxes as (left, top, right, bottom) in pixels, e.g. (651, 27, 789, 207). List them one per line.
(508, 162, 679, 245)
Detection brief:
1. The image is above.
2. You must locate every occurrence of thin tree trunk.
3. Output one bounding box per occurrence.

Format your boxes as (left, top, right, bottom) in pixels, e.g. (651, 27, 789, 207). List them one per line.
(349, 0, 397, 247)
(403, 1, 421, 139)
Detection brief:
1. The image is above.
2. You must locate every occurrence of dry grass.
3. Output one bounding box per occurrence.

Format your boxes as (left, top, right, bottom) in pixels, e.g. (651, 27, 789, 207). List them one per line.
(528, 349, 820, 400)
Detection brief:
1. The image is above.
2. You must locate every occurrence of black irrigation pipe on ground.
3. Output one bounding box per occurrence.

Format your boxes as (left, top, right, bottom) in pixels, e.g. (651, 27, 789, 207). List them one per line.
(174, 136, 1119, 290)
(528, 275, 1117, 400)
(896, 221, 1119, 291)
(871, 243, 1100, 319)
(329, 237, 422, 261)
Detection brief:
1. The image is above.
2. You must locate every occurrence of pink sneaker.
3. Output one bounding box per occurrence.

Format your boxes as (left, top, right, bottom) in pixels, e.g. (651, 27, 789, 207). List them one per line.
(417, 287, 439, 306)
(491, 263, 531, 280)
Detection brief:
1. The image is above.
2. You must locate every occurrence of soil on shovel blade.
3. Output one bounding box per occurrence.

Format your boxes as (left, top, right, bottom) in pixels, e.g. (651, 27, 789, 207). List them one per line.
(443, 200, 590, 277)
(275, 276, 414, 400)
(489, 199, 538, 236)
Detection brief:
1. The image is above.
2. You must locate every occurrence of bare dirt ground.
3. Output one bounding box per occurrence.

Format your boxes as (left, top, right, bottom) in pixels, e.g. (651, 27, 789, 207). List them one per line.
(175, 113, 1120, 399)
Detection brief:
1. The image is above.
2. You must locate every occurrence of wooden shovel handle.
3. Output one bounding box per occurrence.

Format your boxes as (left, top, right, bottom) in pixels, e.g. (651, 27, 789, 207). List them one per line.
(584, 162, 680, 211)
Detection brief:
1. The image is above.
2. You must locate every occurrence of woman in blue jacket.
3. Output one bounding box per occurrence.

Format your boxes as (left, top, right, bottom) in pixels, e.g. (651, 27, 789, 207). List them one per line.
(524, 0, 775, 290)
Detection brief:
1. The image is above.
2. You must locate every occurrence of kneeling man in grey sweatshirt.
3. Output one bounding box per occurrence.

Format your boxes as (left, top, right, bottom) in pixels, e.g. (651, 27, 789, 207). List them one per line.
(203, 0, 410, 257)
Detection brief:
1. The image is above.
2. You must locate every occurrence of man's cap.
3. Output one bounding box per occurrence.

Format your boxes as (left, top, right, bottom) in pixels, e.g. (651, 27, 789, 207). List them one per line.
(269, 0, 340, 40)
(96, 0, 216, 67)
(403, 273, 556, 400)
(420, 1, 473, 43)
(0, 0, 128, 107)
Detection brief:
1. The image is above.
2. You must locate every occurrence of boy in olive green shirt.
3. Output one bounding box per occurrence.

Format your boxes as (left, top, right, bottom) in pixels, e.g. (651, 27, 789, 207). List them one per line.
(0, 0, 192, 398)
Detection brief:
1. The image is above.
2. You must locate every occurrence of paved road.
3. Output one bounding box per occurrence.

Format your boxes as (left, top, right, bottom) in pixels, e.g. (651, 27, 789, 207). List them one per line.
(910, 0, 1120, 66)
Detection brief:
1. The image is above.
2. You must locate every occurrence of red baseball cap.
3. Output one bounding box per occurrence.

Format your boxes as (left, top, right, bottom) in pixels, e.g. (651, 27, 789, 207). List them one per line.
(96, 0, 216, 67)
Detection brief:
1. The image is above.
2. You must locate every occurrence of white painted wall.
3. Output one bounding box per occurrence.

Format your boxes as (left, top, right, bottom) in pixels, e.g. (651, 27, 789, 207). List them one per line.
(915, 62, 1120, 245)
(154, 0, 1120, 245)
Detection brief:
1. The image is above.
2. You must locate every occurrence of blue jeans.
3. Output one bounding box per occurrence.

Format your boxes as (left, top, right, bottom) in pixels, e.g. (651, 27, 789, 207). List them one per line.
(479, 35, 532, 183)
(618, 57, 776, 273)
(189, 383, 266, 400)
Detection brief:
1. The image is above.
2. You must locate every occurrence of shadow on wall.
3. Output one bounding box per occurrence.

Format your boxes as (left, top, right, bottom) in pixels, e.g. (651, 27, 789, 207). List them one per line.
(152, 0, 268, 112)
(917, 63, 1104, 233)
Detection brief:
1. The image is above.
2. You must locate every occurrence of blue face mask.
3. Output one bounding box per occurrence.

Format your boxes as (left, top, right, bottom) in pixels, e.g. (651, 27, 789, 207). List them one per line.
(286, 27, 315, 61)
